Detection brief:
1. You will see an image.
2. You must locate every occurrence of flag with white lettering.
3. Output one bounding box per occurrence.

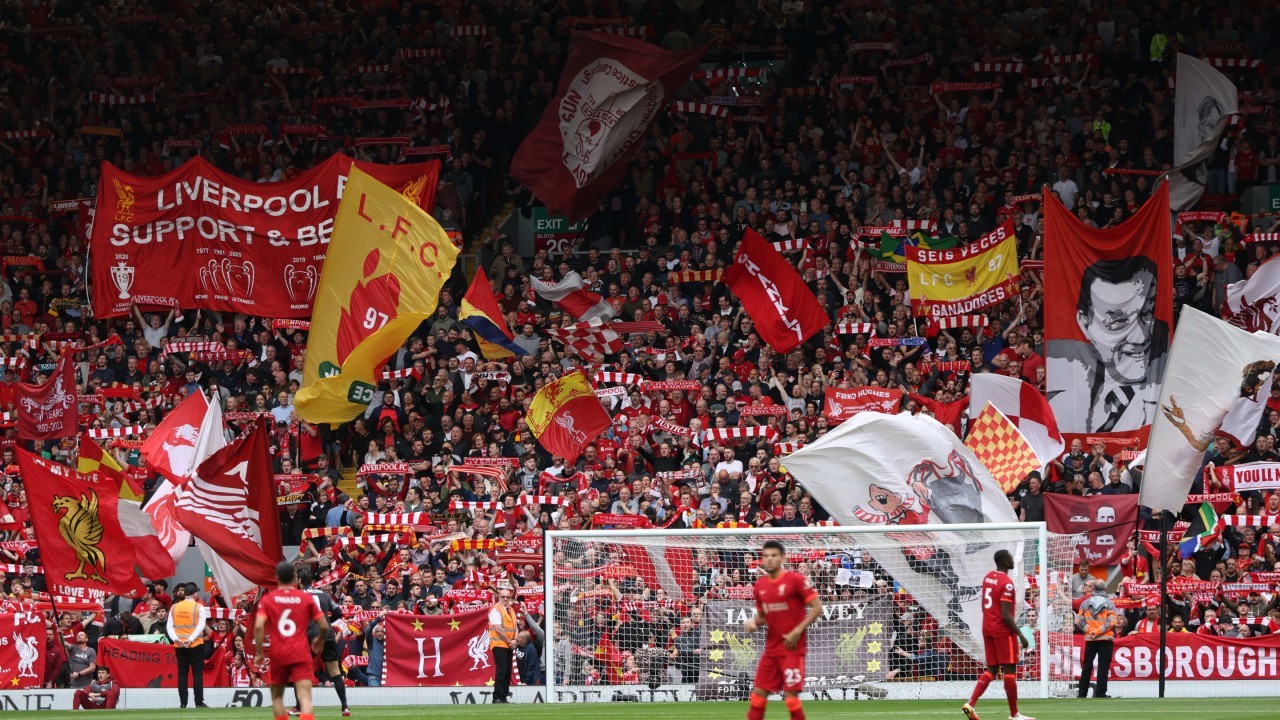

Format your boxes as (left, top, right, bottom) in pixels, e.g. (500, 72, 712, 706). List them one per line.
(906, 221, 1020, 318)
(724, 229, 825, 354)
(380, 609, 495, 686)
(0, 611, 46, 688)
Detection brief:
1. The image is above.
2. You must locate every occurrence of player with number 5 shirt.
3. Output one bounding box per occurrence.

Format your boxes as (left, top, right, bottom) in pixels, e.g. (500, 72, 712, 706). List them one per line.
(963, 549, 1034, 720)
(254, 561, 330, 720)
(743, 540, 823, 720)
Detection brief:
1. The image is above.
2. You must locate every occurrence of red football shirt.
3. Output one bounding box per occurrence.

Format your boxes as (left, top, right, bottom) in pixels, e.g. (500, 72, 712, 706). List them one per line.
(255, 587, 323, 665)
(981, 570, 1016, 637)
(753, 570, 819, 653)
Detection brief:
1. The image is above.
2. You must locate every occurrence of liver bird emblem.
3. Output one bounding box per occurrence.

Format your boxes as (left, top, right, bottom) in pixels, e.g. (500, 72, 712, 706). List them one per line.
(52, 490, 107, 584)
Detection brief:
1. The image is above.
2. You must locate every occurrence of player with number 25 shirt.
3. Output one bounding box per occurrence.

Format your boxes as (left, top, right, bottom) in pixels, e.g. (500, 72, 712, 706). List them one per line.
(254, 561, 330, 720)
(744, 540, 823, 720)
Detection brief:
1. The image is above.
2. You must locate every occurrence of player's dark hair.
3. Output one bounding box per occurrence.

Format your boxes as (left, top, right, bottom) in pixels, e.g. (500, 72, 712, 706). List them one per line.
(994, 549, 1013, 568)
(276, 560, 297, 584)
(762, 540, 785, 554)
(297, 567, 314, 587)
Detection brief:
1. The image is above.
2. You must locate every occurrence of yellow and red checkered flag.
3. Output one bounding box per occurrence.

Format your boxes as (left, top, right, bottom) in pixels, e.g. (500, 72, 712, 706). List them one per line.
(965, 402, 1040, 493)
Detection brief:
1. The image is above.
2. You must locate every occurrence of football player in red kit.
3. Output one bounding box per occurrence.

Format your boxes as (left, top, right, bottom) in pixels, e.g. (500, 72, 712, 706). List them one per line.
(963, 549, 1034, 720)
(743, 540, 824, 720)
(254, 562, 330, 720)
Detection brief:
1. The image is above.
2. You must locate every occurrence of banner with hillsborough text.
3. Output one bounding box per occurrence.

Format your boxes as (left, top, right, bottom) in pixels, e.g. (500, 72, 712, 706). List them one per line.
(90, 155, 440, 318)
(1069, 632, 1280, 681)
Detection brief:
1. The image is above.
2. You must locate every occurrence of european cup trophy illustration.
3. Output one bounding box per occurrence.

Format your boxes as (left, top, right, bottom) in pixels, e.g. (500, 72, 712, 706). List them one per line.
(110, 261, 135, 300)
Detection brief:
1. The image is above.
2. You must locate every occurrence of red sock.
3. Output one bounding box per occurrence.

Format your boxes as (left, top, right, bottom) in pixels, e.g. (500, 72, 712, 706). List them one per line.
(747, 693, 767, 720)
(785, 696, 804, 720)
(275, 716, 288, 720)
(1004, 674, 1018, 715)
(969, 671, 994, 705)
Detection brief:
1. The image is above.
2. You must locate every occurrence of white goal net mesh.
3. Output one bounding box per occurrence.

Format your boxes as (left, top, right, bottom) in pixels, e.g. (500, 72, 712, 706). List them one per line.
(546, 525, 1079, 702)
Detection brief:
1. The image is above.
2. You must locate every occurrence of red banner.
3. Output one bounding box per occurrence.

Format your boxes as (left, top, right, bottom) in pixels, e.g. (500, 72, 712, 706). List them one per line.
(1211, 462, 1280, 491)
(823, 386, 904, 422)
(1071, 632, 1280, 680)
(98, 637, 230, 688)
(725, 229, 826, 354)
(16, 355, 76, 440)
(89, 154, 440, 318)
(0, 611, 46, 688)
(1044, 494, 1139, 565)
(1044, 184, 1172, 433)
(509, 31, 708, 222)
(381, 609, 497, 686)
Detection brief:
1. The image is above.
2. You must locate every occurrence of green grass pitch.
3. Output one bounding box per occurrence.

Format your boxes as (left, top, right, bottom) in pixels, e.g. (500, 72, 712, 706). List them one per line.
(6, 698, 1274, 720)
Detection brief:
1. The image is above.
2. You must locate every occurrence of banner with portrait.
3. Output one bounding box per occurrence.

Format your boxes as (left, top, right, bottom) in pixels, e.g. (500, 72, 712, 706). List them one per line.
(89, 155, 440, 318)
(1043, 184, 1173, 434)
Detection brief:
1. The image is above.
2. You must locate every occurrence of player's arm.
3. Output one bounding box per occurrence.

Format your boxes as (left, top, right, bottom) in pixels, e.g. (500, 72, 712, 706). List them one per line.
(744, 603, 766, 633)
(783, 593, 824, 650)
(1002, 599, 1027, 647)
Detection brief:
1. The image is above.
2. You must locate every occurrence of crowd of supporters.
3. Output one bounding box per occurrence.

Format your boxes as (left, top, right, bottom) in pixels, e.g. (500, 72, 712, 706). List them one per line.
(1, 0, 1279, 691)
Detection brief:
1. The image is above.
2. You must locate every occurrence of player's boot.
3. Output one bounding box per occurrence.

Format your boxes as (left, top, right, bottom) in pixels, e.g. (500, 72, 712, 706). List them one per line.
(961, 703, 980, 720)
(1009, 713, 1036, 720)
(342, 710, 352, 717)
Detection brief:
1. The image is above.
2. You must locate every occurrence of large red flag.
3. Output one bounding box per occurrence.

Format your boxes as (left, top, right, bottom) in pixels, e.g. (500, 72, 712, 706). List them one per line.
(1044, 494, 1139, 565)
(18, 448, 145, 598)
(172, 417, 283, 590)
(16, 355, 76, 440)
(140, 392, 213, 570)
(0, 610, 46, 688)
(1044, 184, 1172, 434)
(380, 609, 496, 686)
(527, 370, 611, 463)
(724, 229, 826, 354)
(510, 31, 709, 221)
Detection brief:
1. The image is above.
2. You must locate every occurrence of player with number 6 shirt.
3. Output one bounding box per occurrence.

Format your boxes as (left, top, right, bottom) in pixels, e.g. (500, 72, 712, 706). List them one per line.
(254, 561, 331, 720)
(963, 549, 1034, 720)
(743, 540, 824, 720)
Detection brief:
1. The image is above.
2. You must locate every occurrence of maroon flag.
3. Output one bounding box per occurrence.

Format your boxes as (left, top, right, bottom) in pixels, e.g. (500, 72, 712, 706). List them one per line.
(724, 229, 826, 354)
(173, 418, 283, 589)
(824, 387, 905, 422)
(1044, 494, 1139, 565)
(16, 355, 76, 440)
(510, 31, 709, 221)
(380, 609, 496, 686)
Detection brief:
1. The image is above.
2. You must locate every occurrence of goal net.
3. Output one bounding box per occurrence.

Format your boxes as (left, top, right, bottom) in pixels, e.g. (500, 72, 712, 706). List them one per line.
(544, 523, 1079, 702)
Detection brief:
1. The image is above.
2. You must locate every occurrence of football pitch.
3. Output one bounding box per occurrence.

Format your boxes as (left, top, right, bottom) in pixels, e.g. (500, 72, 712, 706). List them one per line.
(8, 698, 1273, 720)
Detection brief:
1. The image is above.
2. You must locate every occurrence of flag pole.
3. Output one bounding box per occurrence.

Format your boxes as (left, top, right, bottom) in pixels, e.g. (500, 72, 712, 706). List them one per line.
(23, 507, 77, 669)
(1158, 510, 1169, 699)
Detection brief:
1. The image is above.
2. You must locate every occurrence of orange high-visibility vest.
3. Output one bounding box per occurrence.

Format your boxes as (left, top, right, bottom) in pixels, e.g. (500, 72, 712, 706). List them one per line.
(170, 599, 204, 648)
(488, 603, 517, 649)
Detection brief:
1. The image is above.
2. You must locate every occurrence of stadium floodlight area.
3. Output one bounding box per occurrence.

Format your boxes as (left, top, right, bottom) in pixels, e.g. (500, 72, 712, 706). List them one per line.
(545, 523, 1079, 702)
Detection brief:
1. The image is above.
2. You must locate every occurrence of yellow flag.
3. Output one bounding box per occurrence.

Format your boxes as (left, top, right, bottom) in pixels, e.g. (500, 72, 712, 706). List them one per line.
(296, 166, 458, 424)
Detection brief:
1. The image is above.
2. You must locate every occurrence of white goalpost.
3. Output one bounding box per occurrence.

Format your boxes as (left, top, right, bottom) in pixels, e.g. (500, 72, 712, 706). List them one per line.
(544, 523, 1079, 703)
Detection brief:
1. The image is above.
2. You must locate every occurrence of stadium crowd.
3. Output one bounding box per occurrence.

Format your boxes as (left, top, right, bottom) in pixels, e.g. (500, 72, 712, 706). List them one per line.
(0, 0, 1279, 693)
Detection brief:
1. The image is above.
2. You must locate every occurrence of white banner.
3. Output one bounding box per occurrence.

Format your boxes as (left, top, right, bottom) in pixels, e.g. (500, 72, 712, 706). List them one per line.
(1169, 53, 1239, 211)
(780, 411, 1020, 657)
(1142, 309, 1280, 513)
(1224, 255, 1280, 335)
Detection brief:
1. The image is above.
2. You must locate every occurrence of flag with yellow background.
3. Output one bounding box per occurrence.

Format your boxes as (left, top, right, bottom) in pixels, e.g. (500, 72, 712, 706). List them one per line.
(296, 166, 458, 424)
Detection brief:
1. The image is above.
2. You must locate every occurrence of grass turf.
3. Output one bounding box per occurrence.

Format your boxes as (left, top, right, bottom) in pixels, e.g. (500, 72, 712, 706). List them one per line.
(8, 697, 1275, 720)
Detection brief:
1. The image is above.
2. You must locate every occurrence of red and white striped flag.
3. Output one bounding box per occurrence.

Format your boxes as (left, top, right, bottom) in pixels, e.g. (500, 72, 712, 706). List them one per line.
(355, 64, 391, 74)
(1044, 53, 1093, 64)
(835, 322, 875, 335)
(88, 425, 145, 439)
(451, 23, 487, 36)
(693, 67, 764, 80)
(1207, 58, 1263, 70)
(88, 92, 156, 105)
(703, 426, 779, 444)
(671, 101, 729, 117)
(379, 367, 422, 381)
(546, 320, 623, 359)
(772, 239, 811, 253)
(668, 269, 722, 284)
(398, 48, 442, 59)
(926, 315, 990, 336)
(594, 371, 644, 385)
(971, 62, 1023, 73)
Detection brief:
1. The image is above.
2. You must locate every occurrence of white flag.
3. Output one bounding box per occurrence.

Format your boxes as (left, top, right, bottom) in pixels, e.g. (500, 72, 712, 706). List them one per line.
(782, 411, 1020, 656)
(1224, 255, 1280, 335)
(1168, 54, 1238, 212)
(1142, 308, 1280, 513)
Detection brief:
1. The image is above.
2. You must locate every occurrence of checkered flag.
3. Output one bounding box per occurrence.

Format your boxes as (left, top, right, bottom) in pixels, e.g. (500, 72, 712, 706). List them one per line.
(545, 320, 623, 360)
(964, 402, 1040, 493)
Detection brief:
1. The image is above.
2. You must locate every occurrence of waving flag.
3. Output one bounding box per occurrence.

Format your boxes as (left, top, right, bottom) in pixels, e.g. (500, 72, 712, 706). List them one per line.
(528, 370, 611, 463)
(297, 167, 460, 424)
(460, 267, 527, 359)
(968, 373, 1064, 467)
(19, 448, 145, 598)
(782, 412, 1019, 657)
(906, 221, 1020, 318)
(174, 417, 283, 595)
(16, 355, 76, 440)
(531, 270, 614, 322)
(965, 403, 1041, 493)
(79, 433, 141, 502)
(724, 229, 825, 354)
(1223, 254, 1280, 335)
(510, 31, 709, 221)
(1170, 54, 1239, 211)
(1142, 308, 1280, 514)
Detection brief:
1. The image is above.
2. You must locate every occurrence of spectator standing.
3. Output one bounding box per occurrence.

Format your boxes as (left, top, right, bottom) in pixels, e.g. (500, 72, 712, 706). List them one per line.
(167, 587, 208, 709)
(1076, 580, 1117, 699)
(488, 587, 518, 703)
